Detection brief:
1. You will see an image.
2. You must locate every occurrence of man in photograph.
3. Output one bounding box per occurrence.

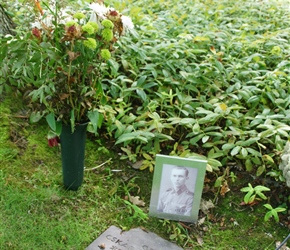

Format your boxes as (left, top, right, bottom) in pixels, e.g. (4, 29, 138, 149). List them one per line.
(157, 166, 194, 216)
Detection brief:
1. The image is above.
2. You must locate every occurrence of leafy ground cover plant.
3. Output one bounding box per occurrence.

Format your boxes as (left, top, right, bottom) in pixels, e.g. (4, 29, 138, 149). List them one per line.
(103, 0, 290, 230)
(1, 0, 290, 249)
(240, 183, 270, 205)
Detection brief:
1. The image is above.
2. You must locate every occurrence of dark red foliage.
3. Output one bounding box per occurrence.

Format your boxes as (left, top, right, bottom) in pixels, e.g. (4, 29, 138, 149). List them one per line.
(48, 136, 60, 147)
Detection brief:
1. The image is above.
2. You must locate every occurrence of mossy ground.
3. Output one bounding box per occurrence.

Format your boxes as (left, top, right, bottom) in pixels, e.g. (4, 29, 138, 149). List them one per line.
(0, 93, 289, 250)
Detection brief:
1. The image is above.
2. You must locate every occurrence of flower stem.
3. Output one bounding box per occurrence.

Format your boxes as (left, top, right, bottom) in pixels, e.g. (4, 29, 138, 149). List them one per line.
(67, 41, 75, 111)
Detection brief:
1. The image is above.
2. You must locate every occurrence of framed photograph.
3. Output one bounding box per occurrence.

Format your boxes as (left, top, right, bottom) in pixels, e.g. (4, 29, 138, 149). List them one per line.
(149, 154, 207, 223)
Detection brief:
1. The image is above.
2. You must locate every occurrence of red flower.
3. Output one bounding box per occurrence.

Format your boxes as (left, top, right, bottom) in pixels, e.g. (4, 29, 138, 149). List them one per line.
(67, 25, 76, 34)
(48, 136, 60, 147)
(109, 10, 118, 16)
(63, 25, 82, 40)
(32, 27, 41, 39)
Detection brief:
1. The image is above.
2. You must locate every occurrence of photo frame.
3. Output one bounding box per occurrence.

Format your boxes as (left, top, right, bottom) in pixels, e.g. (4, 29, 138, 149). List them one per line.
(149, 154, 207, 223)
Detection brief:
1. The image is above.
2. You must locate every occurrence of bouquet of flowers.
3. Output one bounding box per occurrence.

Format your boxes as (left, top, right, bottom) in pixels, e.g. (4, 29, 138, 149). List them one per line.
(10, 0, 134, 136)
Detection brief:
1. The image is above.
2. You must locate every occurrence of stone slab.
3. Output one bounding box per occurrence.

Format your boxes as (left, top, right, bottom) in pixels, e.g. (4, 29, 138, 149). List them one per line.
(86, 225, 183, 250)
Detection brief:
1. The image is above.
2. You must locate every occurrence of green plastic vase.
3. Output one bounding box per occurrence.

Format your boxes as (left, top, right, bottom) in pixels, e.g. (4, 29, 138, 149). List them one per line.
(60, 123, 88, 191)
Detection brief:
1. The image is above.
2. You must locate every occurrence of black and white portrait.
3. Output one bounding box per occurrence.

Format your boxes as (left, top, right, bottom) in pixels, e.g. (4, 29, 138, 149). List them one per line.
(149, 154, 206, 222)
(157, 165, 197, 216)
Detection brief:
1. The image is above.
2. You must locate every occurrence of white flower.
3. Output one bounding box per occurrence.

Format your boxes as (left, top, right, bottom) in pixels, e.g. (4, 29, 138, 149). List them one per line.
(42, 14, 55, 27)
(58, 7, 75, 24)
(89, 3, 108, 19)
(121, 15, 134, 33)
(31, 21, 42, 29)
(31, 14, 54, 29)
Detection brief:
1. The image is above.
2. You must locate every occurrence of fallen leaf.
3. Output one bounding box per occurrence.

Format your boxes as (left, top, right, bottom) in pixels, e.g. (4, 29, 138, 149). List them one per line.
(129, 196, 145, 207)
(131, 160, 143, 169)
(220, 217, 226, 227)
(220, 180, 230, 197)
(196, 235, 204, 246)
(198, 217, 206, 226)
(200, 199, 215, 214)
(59, 93, 70, 100)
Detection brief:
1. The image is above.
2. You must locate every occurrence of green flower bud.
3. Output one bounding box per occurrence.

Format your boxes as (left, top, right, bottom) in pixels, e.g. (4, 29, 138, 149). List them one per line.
(87, 21, 99, 33)
(102, 28, 113, 41)
(100, 49, 111, 60)
(82, 23, 95, 35)
(83, 38, 97, 50)
(101, 19, 114, 29)
(73, 12, 86, 20)
(65, 20, 77, 27)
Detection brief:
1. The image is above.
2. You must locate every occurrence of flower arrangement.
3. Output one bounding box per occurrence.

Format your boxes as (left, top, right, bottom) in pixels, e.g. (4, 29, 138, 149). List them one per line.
(19, 0, 134, 137)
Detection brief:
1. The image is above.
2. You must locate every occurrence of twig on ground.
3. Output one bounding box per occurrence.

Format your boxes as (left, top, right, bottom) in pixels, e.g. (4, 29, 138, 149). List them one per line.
(84, 158, 112, 171)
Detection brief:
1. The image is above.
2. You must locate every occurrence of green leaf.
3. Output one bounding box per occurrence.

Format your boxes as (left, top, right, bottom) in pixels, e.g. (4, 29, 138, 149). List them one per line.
(240, 147, 248, 158)
(202, 135, 210, 143)
(222, 143, 235, 150)
(262, 154, 274, 164)
(272, 210, 279, 222)
(214, 176, 223, 187)
(207, 158, 222, 170)
(231, 146, 241, 156)
(189, 134, 204, 145)
(256, 165, 266, 176)
(115, 131, 155, 145)
(254, 185, 270, 192)
(238, 138, 259, 147)
(46, 113, 56, 131)
(88, 110, 103, 133)
(264, 211, 272, 221)
(54, 121, 62, 136)
(116, 133, 141, 145)
(240, 187, 252, 193)
(263, 204, 273, 210)
(0, 44, 8, 62)
(247, 95, 260, 103)
(251, 156, 261, 164)
(136, 88, 147, 101)
(198, 113, 220, 124)
(246, 148, 262, 157)
(30, 111, 44, 123)
(258, 129, 275, 138)
(136, 75, 147, 86)
(244, 192, 254, 204)
(143, 153, 153, 160)
(275, 207, 286, 213)
(248, 194, 256, 204)
(256, 191, 267, 200)
(179, 118, 196, 125)
(245, 158, 253, 172)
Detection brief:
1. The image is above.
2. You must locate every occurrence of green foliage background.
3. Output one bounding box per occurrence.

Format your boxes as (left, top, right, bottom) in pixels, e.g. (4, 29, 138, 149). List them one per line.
(1, 0, 290, 249)
(102, 0, 290, 179)
(1, 0, 290, 179)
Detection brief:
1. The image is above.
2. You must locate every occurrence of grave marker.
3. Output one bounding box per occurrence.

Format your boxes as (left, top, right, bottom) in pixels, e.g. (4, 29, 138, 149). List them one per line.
(86, 225, 183, 250)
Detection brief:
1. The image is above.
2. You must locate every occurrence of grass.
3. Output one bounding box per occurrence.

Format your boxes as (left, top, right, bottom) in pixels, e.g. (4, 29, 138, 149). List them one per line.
(1, 0, 290, 248)
(0, 94, 289, 250)
(0, 95, 158, 249)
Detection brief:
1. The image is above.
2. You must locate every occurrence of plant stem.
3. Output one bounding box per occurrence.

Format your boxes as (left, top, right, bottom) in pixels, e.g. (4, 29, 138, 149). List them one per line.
(67, 41, 75, 111)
